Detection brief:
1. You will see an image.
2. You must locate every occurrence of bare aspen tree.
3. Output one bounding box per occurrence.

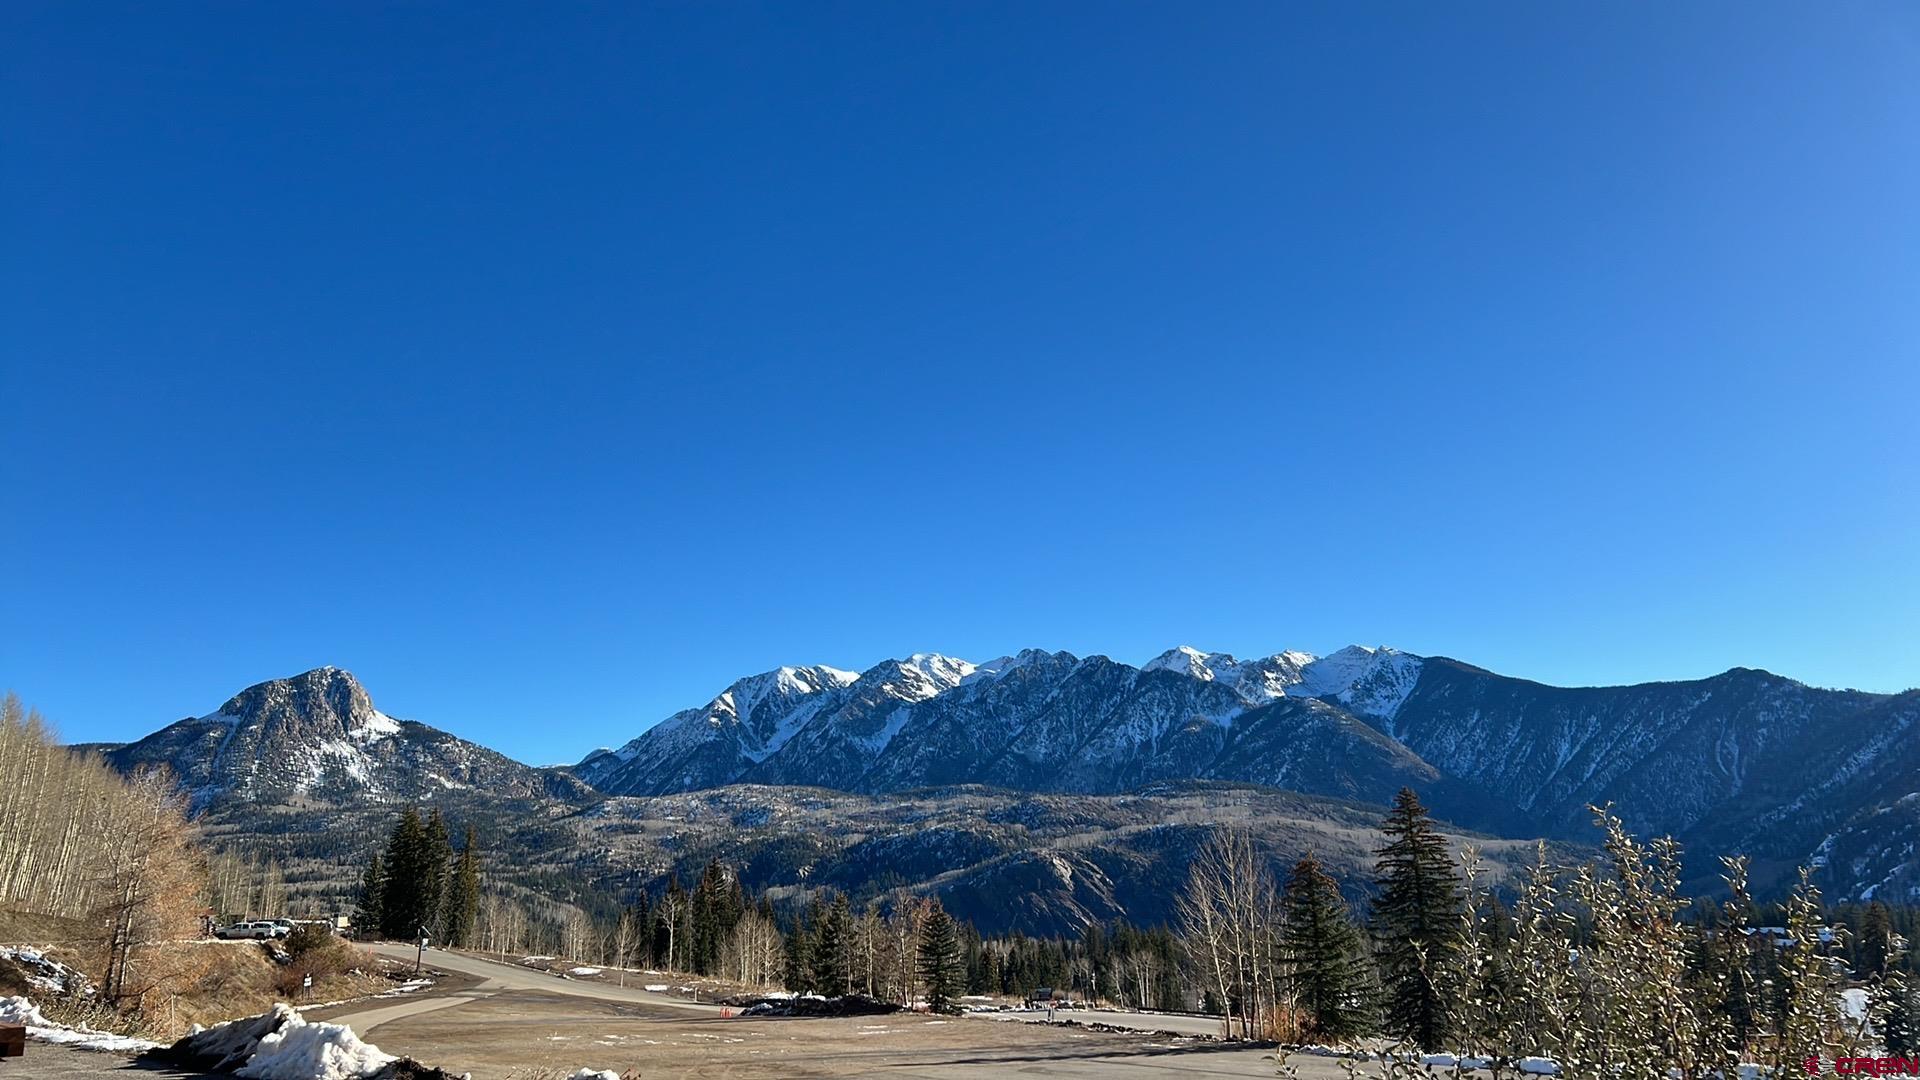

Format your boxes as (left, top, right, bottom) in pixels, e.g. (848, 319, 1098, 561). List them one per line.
(0, 696, 209, 1017)
(725, 910, 785, 987)
(855, 903, 883, 997)
(656, 888, 687, 972)
(884, 895, 932, 1006)
(611, 905, 638, 986)
(1178, 827, 1280, 1040)
(90, 769, 205, 1010)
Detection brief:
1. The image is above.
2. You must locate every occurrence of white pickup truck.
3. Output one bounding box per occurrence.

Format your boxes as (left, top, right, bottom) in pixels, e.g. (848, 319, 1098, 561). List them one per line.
(215, 920, 285, 940)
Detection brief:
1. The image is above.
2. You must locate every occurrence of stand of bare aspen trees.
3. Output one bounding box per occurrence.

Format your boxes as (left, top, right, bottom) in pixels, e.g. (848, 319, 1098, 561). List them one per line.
(205, 850, 290, 920)
(1177, 827, 1285, 1040)
(0, 693, 207, 1013)
(725, 909, 784, 987)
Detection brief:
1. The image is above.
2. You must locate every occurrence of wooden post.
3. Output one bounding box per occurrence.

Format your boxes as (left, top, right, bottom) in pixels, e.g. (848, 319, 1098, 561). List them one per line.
(0, 1022, 26, 1059)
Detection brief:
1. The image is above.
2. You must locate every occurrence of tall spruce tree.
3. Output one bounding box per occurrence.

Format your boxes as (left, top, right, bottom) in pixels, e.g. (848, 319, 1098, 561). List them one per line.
(1281, 854, 1375, 1041)
(440, 826, 481, 948)
(1371, 787, 1462, 1050)
(1860, 903, 1896, 978)
(784, 901, 815, 992)
(811, 892, 852, 995)
(690, 860, 742, 976)
(918, 901, 963, 1014)
(423, 807, 454, 937)
(353, 851, 385, 938)
(379, 808, 436, 940)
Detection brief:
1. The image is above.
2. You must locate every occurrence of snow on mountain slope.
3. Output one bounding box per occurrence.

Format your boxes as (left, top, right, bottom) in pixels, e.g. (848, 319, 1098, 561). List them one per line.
(745, 654, 980, 786)
(1320, 647, 1425, 725)
(1141, 647, 1316, 704)
(589, 645, 1435, 803)
(1141, 644, 1424, 720)
(590, 658, 983, 795)
(579, 664, 855, 794)
(93, 651, 1920, 907)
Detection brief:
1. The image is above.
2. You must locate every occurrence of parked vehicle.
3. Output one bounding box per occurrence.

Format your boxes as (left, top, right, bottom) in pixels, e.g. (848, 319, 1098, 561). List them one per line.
(214, 921, 273, 940)
(267, 919, 294, 938)
(1023, 987, 1076, 1009)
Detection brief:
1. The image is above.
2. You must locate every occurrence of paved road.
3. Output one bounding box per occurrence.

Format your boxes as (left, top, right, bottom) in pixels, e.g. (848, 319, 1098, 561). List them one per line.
(346, 946, 1229, 1040)
(353, 946, 1227, 1038)
(330, 945, 723, 1032)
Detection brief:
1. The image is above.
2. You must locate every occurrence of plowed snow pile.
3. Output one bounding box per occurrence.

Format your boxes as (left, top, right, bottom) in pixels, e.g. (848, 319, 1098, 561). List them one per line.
(148, 1003, 462, 1080)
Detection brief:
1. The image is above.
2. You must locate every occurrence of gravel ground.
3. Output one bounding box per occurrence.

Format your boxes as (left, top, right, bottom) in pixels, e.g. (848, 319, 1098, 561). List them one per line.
(0, 1042, 217, 1079)
(350, 989, 1315, 1079)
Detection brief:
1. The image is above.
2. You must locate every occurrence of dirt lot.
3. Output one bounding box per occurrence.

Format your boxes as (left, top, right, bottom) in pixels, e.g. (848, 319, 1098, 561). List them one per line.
(346, 990, 1313, 1079)
(0, 1043, 218, 1079)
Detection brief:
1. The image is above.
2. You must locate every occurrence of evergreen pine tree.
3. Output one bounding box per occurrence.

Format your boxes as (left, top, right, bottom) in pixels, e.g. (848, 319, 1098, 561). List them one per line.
(379, 807, 435, 940)
(811, 892, 852, 995)
(632, 891, 654, 967)
(918, 901, 963, 1014)
(1281, 853, 1375, 1041)
(690, 860, 740, 975)
(440, 826, 481, 947)
(424, 807, 454, 937)
(1861, 903, 1896, 978)
(353, 851, 385, 938)
(785, 902, 815, 992)
(1371, 787, 1463, 1050)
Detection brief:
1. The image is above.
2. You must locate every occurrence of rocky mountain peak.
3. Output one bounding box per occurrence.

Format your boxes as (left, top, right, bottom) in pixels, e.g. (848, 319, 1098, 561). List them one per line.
(107, 666, 571, 811)
(213, 666, 391, 743)
(1143, 645, 1217, 679)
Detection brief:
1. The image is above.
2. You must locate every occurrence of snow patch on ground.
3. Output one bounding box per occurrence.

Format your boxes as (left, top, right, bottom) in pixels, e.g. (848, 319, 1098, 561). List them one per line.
(0, 947, 85, 995)
(1419, 1053, 1558, 1075)
(0, 995, 162, 1053)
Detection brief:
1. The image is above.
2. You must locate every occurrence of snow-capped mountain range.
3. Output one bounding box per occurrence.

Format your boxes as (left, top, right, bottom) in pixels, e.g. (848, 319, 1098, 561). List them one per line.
(574, 645, 1432, 801)
(91, 645, 1920, 906)
(565, 642, 1920, 900)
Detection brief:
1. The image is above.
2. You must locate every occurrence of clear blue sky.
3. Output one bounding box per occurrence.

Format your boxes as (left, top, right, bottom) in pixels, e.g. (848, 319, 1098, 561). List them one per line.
(4, 3, 1916, 764)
